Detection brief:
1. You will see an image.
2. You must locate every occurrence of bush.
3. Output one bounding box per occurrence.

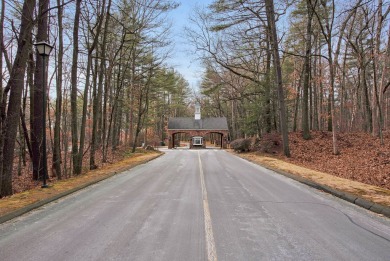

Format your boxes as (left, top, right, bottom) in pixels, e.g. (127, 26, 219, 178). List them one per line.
(253, 132, 282, 154)
(145, 145, 155, 151)
(230, 138, 252, 152)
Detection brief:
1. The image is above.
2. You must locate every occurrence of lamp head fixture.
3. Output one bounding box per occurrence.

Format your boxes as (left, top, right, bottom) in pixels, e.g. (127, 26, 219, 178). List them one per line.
(34, 41, 54, 56)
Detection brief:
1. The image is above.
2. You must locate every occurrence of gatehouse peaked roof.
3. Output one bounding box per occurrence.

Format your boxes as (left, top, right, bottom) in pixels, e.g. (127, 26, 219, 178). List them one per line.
(168, 117, 228, 130)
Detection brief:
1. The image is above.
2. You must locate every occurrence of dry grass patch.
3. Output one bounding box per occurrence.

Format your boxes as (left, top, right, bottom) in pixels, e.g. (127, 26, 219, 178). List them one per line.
(0, 151, 162, 217)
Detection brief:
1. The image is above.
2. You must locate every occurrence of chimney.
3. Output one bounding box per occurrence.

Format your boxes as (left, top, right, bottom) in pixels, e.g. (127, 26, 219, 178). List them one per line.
(195, 102, 201, 120)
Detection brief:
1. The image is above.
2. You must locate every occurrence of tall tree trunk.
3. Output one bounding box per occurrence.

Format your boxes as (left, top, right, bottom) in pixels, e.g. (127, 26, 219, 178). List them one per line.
(0, 0, 5, 193)
(81, 0, 106, 170)
(339, 48, 348, 132)
(371, 0, 381, 137)
(132, 63, 154, 153)
(302, 0, 314, 140)
(53, 0, 64, 179)
(112, 63, 123, 150)
(372, 0, 389, 140)
(71, 0, 81, 175)
(265, 0, 290, 157)
(264, 32, 272, 133)
(378, 23, 390, 143)
(335, 4, 359, 132)
(0, 0, 3, 100)
(77, 52, 93, 172)
(109, 63, 126, 152)
(62, 88, 69, 178)
(362, 59, 372, 132)
(102, 70, 110, 162)
(293, 68, 303, 132)
(102, 1, 112, 161)
(318, 42, 324, 130)
(312, 34, 319, 130)
(327, 36, 339, 155)
(114, 96, 123, 149)
(1, 0, 36, 196)
(129, 50, 136, 147)
(312, 0, 339, 154)
(32, 0, 50, 181)
(327, 93, 332, 131)
(90, 54, 99, 169)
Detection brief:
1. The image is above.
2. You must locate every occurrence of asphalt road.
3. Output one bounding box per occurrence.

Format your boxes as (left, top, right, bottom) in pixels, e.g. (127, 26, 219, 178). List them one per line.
(0, 149, 389, 261)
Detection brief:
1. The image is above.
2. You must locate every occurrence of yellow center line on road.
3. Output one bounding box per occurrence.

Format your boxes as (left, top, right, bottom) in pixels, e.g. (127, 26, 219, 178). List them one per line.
(198, 151, 218, 261)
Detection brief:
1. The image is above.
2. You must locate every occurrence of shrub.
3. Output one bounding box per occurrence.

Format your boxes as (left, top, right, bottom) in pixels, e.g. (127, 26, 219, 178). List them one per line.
(253, 132, 282, 154)
(145, 145, 155, 151)
(230, 138, 252, 152)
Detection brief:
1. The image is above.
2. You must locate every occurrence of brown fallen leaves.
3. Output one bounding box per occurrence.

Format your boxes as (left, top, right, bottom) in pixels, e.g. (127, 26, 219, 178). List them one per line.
(285, 131, 390, 190)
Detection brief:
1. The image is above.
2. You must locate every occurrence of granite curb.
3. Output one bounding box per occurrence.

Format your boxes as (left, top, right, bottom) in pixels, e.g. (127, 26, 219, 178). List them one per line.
(0, 153, 163, 225)
(243, 157, 390, 219)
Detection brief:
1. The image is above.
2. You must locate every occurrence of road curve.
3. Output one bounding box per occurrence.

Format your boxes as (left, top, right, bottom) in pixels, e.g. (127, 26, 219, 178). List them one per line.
(0, 149, 389, 260)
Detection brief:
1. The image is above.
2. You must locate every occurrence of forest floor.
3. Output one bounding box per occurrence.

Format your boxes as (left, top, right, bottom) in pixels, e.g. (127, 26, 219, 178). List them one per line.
(236, 131, 390, 207)
(284, 131, 389, 190)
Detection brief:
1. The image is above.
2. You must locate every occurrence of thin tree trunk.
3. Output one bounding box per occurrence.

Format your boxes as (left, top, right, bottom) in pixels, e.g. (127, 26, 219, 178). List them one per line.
(318, 42, 324, 130)
(265, 0, 290, 157)
(378, 23, 390, 143)
(372, 0, 382, 137)
(362, 58, 372, 132)
(0, 0, 6, 193)
(327, 41, 339, 155)
(265, 33, 272, 133)
(53, 0, 64, 179)
(340, 47, 348, 132)
(71, 0, 82, 175)
(0, 0, 3, 104)
(100, 0, 112, 163)
(373, 1, 390, 141)
(312, 0, 339, 154)
(81, 0, 106, 170)
(102, 70, 110, 162)
(293, 68, 303, 132)
(20, 108, 33, 160)
(312, 34, 319, 130)
(112, 63, 123, 150)
(90, 54, 99, 169)
(334, 1, 359, 132)
(62, 88, 69, 178)
(302, 0, 313, 140)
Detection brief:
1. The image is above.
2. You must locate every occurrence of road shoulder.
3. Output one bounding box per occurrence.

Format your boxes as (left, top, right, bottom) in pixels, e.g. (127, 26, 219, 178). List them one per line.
(0, 152, 163, 224)
(232, 151, 390, 218)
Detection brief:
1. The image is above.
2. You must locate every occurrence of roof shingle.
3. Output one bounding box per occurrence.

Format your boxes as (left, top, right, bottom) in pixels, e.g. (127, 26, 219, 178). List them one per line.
(168, 117, 228, 130)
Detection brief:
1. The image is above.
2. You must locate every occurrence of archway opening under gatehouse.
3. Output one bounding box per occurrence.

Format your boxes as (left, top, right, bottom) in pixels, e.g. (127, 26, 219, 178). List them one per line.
(170, 131, 228, 149)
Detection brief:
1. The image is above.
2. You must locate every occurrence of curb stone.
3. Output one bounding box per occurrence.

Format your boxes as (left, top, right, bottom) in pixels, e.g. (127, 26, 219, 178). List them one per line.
(381, 207, 390, 217)
(370, 203, 385, 214)
(355, 198, 374, 209)
(339, 193, 358, 203)
(0, 153, 163, 225)
(240, 156, 390, 219)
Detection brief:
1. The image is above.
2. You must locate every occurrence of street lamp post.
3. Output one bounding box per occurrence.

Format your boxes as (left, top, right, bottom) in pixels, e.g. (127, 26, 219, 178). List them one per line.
(34, 41, 53, 188)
